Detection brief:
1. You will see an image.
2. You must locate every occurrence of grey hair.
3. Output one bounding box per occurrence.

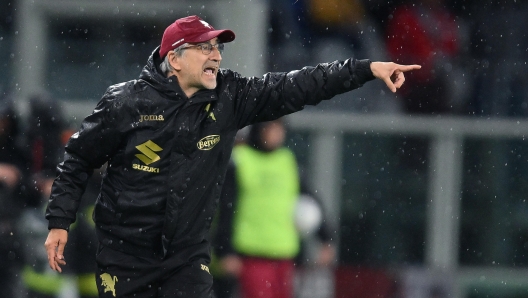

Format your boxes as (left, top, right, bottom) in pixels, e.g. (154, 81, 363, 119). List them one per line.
(159, 43, 189, 76)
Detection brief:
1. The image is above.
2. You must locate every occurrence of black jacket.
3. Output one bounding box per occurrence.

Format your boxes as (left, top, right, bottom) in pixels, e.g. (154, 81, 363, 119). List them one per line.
(46, 47, 374, 257)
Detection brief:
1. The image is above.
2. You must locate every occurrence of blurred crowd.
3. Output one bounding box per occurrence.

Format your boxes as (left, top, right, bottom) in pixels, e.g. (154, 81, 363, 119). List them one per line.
(266, 0, 528, 117)
(0, 92, 100, 298)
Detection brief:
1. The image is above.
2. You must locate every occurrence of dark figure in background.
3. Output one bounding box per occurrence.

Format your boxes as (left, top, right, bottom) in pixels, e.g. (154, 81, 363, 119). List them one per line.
(18, 93, 67, 298)
(386, 0, 462, 114)
(268, 0, 374, 70)
(27, 94, 69, 178)
(0, 95, 31, 298)
(43, 15, 419, 298)
(18, 93, 99, 298)
(213, 119, 335, 298)
(385, 0, 464, 173)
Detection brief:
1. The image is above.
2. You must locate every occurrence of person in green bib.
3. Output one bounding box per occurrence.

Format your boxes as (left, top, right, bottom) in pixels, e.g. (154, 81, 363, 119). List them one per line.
(213, 119, 335, 298)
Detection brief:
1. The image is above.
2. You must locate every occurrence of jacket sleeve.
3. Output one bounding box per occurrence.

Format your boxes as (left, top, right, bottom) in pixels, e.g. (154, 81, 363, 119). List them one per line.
(231, 58, 375, 128)
(45, 91, 124, 230)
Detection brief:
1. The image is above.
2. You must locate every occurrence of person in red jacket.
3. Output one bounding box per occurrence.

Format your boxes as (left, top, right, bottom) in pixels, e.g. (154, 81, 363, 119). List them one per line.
(44, 15, 420, 298)
(386, 0, 461, 114)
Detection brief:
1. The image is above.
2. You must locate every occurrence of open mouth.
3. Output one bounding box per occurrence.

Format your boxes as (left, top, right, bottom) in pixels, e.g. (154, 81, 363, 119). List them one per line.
(203, 67, 217, 76)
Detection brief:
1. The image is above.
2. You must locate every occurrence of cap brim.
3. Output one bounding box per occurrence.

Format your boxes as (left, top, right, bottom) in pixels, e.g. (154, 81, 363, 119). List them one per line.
(191, 29, 235, 44)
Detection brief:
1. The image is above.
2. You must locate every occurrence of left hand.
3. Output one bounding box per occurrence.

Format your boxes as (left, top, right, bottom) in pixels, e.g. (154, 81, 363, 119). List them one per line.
(370, 62, 422, 93)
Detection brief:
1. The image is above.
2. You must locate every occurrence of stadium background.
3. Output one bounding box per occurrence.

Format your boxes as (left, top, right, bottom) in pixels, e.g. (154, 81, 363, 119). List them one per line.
(2, 0, 528, 297)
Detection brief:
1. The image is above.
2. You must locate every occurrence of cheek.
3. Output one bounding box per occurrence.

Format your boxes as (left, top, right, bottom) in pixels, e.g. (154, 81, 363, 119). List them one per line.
(181, 61, 193, 72)
(190, 63, 204, 78)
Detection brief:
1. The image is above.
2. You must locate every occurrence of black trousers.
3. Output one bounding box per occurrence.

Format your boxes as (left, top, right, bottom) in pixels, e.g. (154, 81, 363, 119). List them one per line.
(95, 241, 213, 298)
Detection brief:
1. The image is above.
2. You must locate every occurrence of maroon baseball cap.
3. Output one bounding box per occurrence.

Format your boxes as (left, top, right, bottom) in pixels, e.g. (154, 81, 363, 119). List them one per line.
(159, 15, 235, 58)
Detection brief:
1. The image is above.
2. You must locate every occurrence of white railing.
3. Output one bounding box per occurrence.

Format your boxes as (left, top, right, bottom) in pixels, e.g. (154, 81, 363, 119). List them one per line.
(287, 111, 528, 298)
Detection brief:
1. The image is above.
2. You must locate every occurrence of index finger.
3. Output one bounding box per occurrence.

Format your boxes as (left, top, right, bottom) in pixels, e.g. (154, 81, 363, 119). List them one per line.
(397, 64, 422, 72)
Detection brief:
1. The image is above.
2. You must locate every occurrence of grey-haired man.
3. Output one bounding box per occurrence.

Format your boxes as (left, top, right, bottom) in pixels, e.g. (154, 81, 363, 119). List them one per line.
(45, 15, 420, 297)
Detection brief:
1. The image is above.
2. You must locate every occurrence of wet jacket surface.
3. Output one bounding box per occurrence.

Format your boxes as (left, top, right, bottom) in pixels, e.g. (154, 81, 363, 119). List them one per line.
(45, 46, 375, 257)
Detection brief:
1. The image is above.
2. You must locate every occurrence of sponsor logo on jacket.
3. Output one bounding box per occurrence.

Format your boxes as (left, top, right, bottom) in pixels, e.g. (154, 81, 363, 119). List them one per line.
(139, 115, 164, 122)
(133, 140, 162, 173)
(100, 273, 118, 297)
(197, 135, 220, 150)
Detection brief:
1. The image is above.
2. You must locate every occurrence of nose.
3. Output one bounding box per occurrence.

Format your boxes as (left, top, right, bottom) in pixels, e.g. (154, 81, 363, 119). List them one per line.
(209, 48, 222, 62)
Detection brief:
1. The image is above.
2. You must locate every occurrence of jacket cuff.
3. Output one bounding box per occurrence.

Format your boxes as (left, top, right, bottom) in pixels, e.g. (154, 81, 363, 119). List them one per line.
(48, 217, 72, 231)
(354, 59, 375, 84)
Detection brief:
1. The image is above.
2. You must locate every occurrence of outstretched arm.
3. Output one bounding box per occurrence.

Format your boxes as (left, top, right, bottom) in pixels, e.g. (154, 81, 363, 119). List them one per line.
(370, 62, 421, 93)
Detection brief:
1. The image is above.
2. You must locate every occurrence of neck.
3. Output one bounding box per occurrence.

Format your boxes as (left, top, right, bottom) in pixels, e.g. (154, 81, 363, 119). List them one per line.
(166, 71, 198, 98)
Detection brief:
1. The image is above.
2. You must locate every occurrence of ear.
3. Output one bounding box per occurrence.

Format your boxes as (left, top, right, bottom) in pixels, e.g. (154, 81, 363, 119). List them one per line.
(168, 51, 182, 71)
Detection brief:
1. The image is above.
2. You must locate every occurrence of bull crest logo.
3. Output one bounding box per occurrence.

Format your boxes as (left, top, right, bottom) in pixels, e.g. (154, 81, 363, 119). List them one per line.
(100, 273, 118, 297)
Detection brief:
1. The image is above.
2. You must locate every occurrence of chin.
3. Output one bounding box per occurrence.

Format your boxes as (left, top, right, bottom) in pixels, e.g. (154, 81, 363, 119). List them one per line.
(203, 82, 217, 90)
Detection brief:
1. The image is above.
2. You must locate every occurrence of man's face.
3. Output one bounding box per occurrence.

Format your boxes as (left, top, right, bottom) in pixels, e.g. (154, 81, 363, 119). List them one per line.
(260, 121, 285, 151)
(169, 38, 222, 98)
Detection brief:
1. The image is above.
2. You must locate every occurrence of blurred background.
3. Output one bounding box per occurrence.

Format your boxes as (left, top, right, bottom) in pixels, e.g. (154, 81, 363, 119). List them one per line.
(1, 0, 528, 297)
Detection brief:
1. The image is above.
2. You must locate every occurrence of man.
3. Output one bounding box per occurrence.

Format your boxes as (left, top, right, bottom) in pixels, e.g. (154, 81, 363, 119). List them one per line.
(45, 15, 420, 297)
(213, 119, 336, 298)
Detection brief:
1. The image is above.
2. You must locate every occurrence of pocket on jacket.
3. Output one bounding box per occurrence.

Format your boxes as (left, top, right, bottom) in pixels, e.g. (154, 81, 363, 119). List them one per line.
(93, 193, 118, 225)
